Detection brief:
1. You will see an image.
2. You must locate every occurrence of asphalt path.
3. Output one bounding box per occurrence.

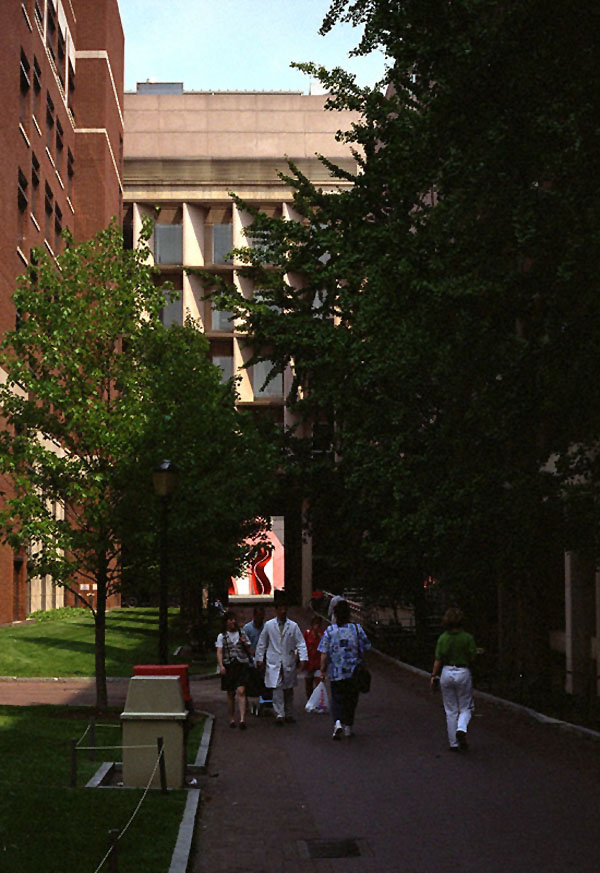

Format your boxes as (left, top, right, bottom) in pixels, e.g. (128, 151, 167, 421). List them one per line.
(192, 652, 600, 873)
(2, 612, 598, 873)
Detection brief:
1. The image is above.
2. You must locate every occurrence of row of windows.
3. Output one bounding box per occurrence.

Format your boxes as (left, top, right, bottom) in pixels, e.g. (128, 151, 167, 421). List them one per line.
(18, 45, 73, 255)
(28, 0, 76, 115)
(18, 163, 64, 254)
(20, 47, 75, 192)
(154, 223, 234, 266)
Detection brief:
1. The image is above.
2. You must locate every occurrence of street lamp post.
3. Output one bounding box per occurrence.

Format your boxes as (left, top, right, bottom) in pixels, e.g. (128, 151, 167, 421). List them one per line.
(152, 460, 178, 665)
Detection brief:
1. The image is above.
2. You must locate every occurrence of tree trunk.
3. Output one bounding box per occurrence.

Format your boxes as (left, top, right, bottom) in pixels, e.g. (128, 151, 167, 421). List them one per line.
(94, 550, 109, 712)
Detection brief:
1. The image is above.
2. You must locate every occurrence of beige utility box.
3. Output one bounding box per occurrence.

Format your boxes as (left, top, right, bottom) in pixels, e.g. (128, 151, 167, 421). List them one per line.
(121, 676, 188, 789)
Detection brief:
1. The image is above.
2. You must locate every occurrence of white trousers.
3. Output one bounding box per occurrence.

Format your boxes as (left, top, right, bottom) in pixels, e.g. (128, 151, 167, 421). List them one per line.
(440, 666, 474, 747)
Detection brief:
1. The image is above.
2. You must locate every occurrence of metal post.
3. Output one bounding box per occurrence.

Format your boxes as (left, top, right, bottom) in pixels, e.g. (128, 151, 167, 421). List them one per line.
(69, 738, 77, 788)
(157, 736, 167, 793)
(158, 498, 169, 665)
(89, 715, 96, 761)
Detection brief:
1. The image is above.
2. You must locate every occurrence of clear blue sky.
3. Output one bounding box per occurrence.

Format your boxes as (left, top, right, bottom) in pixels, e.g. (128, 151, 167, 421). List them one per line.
(117, 0, 386, 92)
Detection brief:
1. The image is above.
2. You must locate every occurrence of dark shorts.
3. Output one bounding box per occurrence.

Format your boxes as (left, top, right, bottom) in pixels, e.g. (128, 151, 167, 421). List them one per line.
(221, 660, 250, 692)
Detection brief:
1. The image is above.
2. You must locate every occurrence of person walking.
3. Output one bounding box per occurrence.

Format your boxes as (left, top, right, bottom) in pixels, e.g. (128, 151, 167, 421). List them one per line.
(318, 599, 371, 739)
(430, 607, 477, 751)
(255, 592, 308, 725)
(243, 606, 267, 714)
(302, 614, 324, 699)
(242, 606, 265, 657)
(215, 610, 252, 730)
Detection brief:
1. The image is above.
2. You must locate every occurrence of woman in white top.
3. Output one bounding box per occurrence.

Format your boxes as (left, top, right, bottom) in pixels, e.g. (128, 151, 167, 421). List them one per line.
(215, 610, 252, 729)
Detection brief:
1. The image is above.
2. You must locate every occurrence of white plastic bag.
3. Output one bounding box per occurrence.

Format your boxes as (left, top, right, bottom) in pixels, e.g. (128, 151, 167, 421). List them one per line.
(305, 681, 329, 714)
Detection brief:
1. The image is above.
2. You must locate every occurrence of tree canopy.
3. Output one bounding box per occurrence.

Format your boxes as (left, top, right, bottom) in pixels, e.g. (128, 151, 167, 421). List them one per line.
(0, 221, 275, 707)
(209, 0, 599, 671)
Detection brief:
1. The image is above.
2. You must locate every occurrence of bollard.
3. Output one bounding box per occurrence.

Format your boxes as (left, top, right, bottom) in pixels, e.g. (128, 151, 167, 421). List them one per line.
(69, 738, 77, 788)
(89, 715, 96, 761)
(108, 828, 120, 873)
(157, 737, 167, 793)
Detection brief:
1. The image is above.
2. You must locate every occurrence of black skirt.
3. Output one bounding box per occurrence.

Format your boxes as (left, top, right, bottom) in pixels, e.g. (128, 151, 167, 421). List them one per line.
(221, 659, 251, 692)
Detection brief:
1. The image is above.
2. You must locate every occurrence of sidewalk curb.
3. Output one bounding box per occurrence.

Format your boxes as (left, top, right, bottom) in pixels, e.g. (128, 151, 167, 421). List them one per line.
(194, 710, 215, 772)
(167, 711, 214, 873)
(374, 649, 600, 742)
(169, 790, 200, 873)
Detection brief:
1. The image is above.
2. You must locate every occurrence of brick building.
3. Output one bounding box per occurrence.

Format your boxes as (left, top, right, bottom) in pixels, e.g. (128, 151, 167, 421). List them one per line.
(0, 0, 124, 622)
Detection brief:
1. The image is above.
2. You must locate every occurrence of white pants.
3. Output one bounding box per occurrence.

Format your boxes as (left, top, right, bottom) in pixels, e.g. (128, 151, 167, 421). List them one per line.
(271, 667, 294, 718)
(440, 666, 474, 747)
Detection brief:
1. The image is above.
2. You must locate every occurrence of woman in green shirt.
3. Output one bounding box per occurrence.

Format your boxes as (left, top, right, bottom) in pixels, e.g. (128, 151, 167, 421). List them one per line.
(430, 608, 477, 751)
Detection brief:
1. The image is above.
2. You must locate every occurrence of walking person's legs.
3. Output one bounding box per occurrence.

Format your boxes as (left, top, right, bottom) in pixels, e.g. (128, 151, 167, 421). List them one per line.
(330, 680, 344, 739)
(236, 685, 247, 727)
(226, 690, 236, 726)
(272, 686, 285, 720)
(455, 668, 474, 747)
(339, 678, 359, 734)
(440, 667, 459, 748)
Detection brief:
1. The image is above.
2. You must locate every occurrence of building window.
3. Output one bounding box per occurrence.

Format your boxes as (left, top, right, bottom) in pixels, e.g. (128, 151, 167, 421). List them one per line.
(32, 57, 42, 122)
(54, 203, 62, 252)
(212, 307, 234, 332)
(57, 29, 65, 89)
(20, 51, 31, 131)
(46, 93, 54, 154)
(46, 2, 56, 66)
(55, 119, 63, 173)
(154, 224, 183, 265)
(212, 355, 234, 383)
(253, 359, 283, 398)
(31, 152, 40, 219)
(33, 0, 43, 31)
(18, 169, 28, 246)
(67, 62, 75, 118)
(213, 224, 233, 264)
(159, 291, 183, 328)
(44, 183, 53, 243)
(67, 148, 74, 197)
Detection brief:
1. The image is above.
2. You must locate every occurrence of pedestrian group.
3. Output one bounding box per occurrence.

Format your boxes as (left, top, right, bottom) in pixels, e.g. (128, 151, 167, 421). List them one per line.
(216, 591, 477, 750)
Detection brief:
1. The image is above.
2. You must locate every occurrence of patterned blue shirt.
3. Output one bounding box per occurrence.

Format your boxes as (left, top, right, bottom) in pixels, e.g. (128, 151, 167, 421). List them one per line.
(318, 623, 371, 681)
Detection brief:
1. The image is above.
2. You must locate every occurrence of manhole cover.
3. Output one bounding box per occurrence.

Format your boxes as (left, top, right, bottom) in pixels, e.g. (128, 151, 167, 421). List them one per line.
(303, 838, 362, 859)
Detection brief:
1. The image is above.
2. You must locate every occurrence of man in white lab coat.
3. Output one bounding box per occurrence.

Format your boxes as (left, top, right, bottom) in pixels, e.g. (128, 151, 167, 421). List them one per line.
(255, 593, 308, 724)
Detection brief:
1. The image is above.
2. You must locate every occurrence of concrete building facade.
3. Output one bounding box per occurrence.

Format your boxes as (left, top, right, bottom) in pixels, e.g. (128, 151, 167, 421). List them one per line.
(123, 83, 359, 604)
(0, 0, 124, 623)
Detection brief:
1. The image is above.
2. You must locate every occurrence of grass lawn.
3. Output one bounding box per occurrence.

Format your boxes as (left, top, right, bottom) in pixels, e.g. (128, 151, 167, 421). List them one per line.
(0, 705, 205, 873)
(0, 607, 217, 678)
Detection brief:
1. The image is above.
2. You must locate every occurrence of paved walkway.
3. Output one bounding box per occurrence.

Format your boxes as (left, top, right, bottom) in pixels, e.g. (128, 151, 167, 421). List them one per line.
(190, 608, 600, 873)
(2, 607, 600, 873)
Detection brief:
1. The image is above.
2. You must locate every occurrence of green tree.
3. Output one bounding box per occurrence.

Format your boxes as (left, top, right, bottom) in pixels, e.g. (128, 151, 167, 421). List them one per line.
(209, 0, 599, 677)
(0, 222, 273, 708)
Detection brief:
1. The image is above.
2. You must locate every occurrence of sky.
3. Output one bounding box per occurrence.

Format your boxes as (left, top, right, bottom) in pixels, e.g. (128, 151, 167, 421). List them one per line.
(117, 0, 386, 93)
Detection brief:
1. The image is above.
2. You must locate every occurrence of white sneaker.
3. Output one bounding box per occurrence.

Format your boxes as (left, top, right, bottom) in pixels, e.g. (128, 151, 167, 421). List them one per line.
(343, 725, 353, 737)
(332, 720, 343, 740)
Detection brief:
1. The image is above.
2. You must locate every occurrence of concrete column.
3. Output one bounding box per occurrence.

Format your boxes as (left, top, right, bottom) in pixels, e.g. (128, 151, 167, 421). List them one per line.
(232, 202, 253, 260)
(564, 551, 592, 695)
(233, 336, 253, 403)
(182, 203, 205, 266)
(132, 203, 155, 263)
(182, 272, 203, 326)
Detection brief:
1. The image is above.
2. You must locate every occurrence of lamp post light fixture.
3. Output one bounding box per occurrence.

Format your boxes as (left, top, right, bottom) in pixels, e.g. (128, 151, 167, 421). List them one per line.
(153, 460, 177, 665)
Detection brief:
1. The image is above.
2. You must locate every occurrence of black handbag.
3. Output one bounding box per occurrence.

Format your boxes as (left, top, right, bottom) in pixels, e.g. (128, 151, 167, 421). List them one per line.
(352, 624, 371, 693)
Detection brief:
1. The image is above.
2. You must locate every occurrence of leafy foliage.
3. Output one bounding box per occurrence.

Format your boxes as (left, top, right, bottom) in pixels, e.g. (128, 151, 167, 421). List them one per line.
(0, 220, 274, 705)
(208, 1, 599, 669)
